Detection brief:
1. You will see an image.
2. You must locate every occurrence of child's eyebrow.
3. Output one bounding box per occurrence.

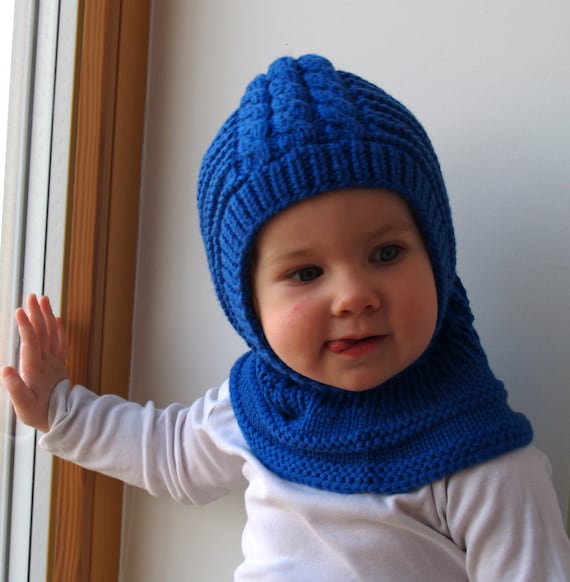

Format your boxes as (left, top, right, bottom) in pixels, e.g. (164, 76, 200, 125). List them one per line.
(260, 247, 315, 267)
(259, 223, 418, 266)
(355, 222, 420, 243)
(369, 224, 417, 237)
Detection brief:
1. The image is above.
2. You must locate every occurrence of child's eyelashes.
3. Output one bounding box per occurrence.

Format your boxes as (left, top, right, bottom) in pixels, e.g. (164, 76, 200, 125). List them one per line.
(284, 245, 403, 282)
(288, 266, 324, 283)
(371, 244, 403, 264)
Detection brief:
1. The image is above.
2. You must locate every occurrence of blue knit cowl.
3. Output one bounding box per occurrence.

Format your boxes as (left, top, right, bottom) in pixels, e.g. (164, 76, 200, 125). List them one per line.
(197, 54, 532, 494)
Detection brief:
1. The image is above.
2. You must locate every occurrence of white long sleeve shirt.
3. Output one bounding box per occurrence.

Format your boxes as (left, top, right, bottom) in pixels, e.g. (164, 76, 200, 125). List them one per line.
(41, 379, 570, 581)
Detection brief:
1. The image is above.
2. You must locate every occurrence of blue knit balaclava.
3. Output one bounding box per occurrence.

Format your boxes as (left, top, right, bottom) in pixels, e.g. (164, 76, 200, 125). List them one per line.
(197, 54, 532, 494)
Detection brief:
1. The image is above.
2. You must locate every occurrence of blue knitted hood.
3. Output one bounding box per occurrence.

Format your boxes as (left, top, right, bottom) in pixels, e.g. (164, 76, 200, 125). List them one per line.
(197, 55, 532, 494)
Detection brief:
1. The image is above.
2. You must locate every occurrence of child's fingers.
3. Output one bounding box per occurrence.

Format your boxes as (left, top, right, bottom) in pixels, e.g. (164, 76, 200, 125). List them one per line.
(38, 296, 61, 356)
(26, 294, 50, 356)
(20, 295, 62, 360)
(14, 306, 42, 362)
(56, 317, 67, 362)
(3, 296, 66, 434)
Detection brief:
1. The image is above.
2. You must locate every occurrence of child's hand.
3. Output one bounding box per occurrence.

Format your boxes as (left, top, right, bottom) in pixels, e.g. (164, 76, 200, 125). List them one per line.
(1, 294, 68, 433)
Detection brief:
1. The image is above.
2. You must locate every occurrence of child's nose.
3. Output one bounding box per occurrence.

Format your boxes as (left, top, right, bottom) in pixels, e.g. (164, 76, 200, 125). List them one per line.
(330, 272, 381, 316)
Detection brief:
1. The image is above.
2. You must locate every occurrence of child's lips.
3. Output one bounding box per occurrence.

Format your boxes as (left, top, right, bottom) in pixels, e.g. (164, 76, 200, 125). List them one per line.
(326, 335, 384, 355)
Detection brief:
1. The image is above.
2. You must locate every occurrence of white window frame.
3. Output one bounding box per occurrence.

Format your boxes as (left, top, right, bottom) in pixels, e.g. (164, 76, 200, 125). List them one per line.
(0, 1, 78, 580)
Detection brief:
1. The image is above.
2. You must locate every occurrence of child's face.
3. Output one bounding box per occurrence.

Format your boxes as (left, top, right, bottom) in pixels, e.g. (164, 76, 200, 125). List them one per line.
(252, 188, 438, 391)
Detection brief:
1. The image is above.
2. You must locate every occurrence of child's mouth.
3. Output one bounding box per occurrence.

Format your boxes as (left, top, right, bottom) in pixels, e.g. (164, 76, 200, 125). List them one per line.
(326, 336, 383, 355)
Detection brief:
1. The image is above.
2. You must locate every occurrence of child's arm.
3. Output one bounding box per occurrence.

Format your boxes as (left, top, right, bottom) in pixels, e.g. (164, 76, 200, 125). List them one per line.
(1, 294, 68, 433)
(2, 294, 246, 504)
(447, 446, 570, 579)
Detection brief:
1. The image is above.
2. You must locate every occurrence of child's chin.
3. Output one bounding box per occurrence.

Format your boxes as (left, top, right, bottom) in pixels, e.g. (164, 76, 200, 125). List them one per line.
(296, 364, 397, 392)
(328, 367, 407, 392)
(335, 382, 382, 393)
(321, 374, 390, 393)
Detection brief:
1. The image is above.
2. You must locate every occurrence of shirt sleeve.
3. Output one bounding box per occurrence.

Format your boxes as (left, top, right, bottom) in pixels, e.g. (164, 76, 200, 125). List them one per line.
(445, 445, 570, 581)
(39, 379, 247, 505)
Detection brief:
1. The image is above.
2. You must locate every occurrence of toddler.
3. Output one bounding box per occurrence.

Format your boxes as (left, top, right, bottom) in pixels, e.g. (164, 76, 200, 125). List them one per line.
(3, 54, 570, 580)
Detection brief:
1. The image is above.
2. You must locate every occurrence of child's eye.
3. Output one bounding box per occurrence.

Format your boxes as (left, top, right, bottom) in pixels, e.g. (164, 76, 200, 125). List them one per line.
(372, 245, 402, 263)
(290, 266, 323, 282)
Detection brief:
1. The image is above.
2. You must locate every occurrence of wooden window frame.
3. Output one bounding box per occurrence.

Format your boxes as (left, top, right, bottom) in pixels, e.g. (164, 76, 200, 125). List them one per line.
(47, 1, 150, 580)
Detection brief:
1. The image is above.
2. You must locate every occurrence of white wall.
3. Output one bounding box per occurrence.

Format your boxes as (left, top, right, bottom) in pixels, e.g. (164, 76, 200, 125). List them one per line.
(121, 1, 570, 579)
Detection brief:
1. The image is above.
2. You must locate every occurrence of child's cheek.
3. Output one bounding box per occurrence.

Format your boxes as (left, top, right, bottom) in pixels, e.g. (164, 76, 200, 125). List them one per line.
(261, 293, 318, 349)
(262, 297, 315, 359)
(276, 297, 315, 335)
(287, 297, 312, 318)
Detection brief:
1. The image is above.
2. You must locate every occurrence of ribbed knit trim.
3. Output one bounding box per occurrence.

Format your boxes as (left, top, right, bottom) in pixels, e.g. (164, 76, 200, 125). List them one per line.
(200, 140, 454, 355)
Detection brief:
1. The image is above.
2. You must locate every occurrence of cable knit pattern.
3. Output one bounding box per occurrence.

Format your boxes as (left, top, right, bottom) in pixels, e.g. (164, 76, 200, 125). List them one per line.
(197, 55, 532, 494)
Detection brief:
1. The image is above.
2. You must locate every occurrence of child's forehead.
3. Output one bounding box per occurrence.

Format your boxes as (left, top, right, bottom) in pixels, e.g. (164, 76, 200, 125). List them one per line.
(256, 187, 420, 237)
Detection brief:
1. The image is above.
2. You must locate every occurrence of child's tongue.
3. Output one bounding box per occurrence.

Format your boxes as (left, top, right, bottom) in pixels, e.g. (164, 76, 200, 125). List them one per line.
(327, 338, 360, 353)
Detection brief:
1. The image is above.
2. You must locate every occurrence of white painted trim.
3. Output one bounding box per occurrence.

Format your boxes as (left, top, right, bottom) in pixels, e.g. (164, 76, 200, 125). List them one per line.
(29, 1, 79, 579)
(0, 0, 77, 580)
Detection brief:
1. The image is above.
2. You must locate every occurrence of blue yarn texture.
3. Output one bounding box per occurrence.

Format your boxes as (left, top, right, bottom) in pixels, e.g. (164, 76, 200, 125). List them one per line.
(197, 55, 532, 494)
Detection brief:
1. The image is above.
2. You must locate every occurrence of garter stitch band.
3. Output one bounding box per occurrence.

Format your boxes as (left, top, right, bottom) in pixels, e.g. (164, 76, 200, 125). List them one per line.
(197, 55, 532, 494)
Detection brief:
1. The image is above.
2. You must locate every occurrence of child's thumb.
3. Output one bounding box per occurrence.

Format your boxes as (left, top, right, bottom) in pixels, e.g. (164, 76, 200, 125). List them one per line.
(1, 365, 20, 386)
(1, 366, 31, 407)
(1, 366, 49, 431)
